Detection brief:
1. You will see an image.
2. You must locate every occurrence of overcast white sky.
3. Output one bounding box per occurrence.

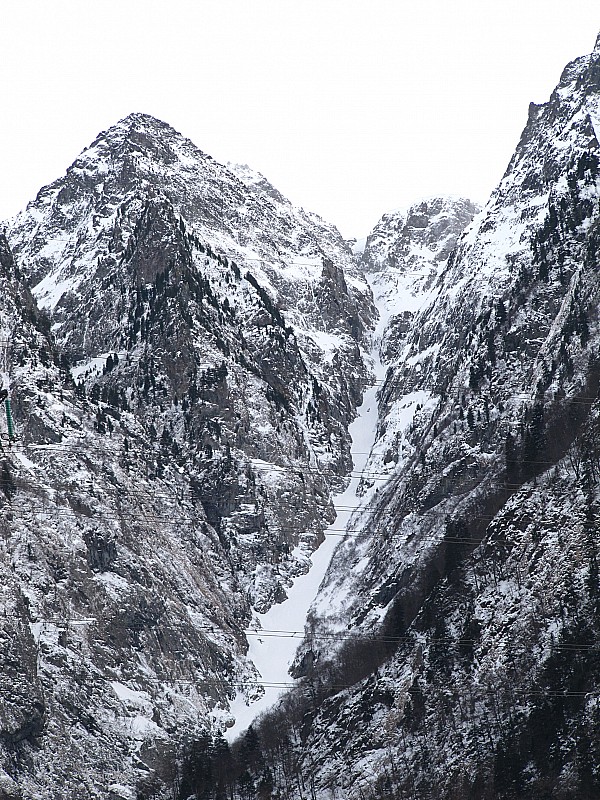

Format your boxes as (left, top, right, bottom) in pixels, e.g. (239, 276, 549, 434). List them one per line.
(2, 1, 600, 237)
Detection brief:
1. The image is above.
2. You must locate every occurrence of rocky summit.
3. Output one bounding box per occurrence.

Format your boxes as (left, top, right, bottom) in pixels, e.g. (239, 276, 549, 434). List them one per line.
(1, 31, 600, 800)
(1, 112, 374, 797)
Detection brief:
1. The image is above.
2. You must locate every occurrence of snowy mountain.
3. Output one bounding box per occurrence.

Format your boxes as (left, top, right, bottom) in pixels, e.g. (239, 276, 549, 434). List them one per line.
(290, 195, 481, 666)
(177, 31, 600, 800)
(7, 112, 376, 607)
(1, 115, 376, 797)
(361, 196, 481, 360)
(315, 32, 600, 656)
(4, 28, 600, 800)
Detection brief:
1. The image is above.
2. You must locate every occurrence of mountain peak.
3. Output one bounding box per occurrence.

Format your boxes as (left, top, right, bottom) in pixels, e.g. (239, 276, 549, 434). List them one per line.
(362, 195, 480, 275)
(103, 111, 181, 138)
(1, 105, 377, 797)
(120, 110, 166, 125)
(381, 195, 479, 225)
(78, 111, 207, 171)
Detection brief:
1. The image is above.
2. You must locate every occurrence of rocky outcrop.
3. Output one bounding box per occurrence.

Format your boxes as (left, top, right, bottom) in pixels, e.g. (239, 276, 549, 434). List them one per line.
(0, 117, 375, 796)
(5, 30, 600, 800)
(188, 31, 600, 800)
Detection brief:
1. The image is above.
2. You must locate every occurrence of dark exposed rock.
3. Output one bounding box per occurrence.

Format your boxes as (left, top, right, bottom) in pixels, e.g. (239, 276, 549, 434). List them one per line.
(0, 114, 374, 796)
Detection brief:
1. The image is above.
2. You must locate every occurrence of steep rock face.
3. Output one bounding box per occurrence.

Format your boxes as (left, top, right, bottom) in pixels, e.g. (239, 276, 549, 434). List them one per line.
(361, 196, 480, 362)
(362, 195, 479, 274)
(311, 30, 600, 653)
(9, 114, 371, 370)
(6, 113, 375, 610)
(1, 119, 375, 797)
(0, 235, 253, 797)
(346, 31, 600, 635)
(288, 196, 480, 671)
(0, 263, 46, 752)
(363, 197, 481, 489)
(210, 32, 600, 800)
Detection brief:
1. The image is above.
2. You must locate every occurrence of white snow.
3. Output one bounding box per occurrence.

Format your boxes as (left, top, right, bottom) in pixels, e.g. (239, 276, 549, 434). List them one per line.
(33, 272, 79, 311)
(351, 237, 367, 255)
(305, 329, 348, 363)
(107, 784, 135, 800)
(226, 239, 453, 737)
(13, 452, 36, 471)
(110, 682, 149, 705)
(226, 224, 440, 733)
(226, 365, 383, 739)
(71, 351, 127, 379)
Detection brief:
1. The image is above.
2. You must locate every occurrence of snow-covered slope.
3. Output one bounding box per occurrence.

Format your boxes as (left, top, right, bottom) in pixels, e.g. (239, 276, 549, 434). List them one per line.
(6, 112, 375, 608)
(0, 230, 273, 798)
(0, 117, 376, 797)
(9, 114, 371, 376)
(362, 196, 480, 357)
(185, 31, 600, 800)
(217, 197, 481, 745)
(289, 196, 480, 661)
(308, 32, 600, 658)
(6, 28, 600, 800)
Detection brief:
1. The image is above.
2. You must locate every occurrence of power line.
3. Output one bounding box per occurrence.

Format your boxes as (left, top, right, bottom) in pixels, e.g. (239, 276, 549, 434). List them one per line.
(3, 437, 592, 546)
(9, 618, 600, 690)
(7, 611, 599, 654)
(4, 478, 556, 532)
(83, 673, 600, 699)
(3, 505, 503, 545)
(3, 437, 587, 482)
(2, 465, 591, 541)
(0, 462, 584, 530)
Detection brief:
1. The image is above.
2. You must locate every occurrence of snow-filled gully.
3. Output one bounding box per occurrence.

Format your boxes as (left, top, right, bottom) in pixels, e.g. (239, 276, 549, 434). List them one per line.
(227, 283, 389, 738)
(226, 378, 381, 738)
(226, 237, 461, 738)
